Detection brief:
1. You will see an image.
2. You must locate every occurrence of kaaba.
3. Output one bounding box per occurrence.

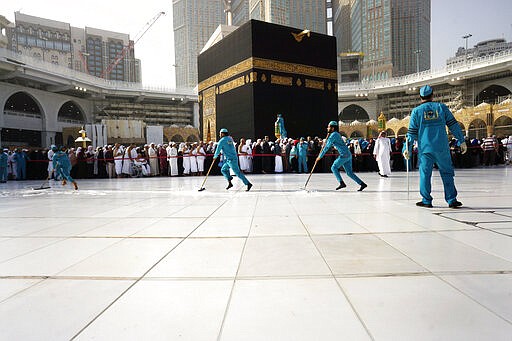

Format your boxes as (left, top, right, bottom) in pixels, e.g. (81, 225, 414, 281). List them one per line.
(198, 20, 338, 141)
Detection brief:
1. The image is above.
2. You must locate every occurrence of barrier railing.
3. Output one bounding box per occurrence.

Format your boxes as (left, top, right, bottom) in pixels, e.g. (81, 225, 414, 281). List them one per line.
(18, 143, 509, 165)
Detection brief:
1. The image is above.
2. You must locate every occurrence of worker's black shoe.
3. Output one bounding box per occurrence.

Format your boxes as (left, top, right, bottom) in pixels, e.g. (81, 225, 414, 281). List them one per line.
(246, 183, 253, 192)
(357, 182, 367, 191)
(336, 181, 347, 190)
(226, 181, 233, 190)
(416, 201, 433, 208)
(449, 200, 463, 208)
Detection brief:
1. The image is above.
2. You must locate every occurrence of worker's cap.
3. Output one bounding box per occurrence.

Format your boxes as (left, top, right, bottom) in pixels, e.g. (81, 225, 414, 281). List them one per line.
(51, 145, 58, 152)
(420, 85, 433, 97)
(328, 120, 338, 127)
(300, 137, 305, 140)
(219, 128, 228, 134)
(3, 148, 8, 152)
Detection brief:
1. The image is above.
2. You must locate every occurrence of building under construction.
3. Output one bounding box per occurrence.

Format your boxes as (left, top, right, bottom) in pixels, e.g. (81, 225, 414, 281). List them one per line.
(7, 12, 141, 82)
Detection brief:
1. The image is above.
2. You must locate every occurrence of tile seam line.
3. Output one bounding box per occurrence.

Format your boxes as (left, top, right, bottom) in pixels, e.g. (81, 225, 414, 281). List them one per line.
(291, 194, 376, 341)
(68, 197, 231, 340)
(0, 227, 483, 239)
(216, 190, 260, 341)
(3, 270, 512, 282)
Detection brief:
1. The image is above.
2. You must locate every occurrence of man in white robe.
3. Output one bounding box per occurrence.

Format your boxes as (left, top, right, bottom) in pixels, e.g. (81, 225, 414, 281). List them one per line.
(114, 144, 124, 177)
(190, 143, 198, 175)
(167, 142, 179, 176)
(374, 131, 392, 177)
(196, 142, 206, 175)
(148, 143, 159, 176)
(181, 143, 190, 175)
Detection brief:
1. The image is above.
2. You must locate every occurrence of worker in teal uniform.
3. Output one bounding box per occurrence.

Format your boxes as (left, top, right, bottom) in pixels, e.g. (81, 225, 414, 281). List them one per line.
(53, 146, 78, 190)
(404, 85, 467, 208)
(317, 121, 367, 191)
(0, 148, 8, 183)
(297, 137, 308, 173)
(213, 128, 253, 191)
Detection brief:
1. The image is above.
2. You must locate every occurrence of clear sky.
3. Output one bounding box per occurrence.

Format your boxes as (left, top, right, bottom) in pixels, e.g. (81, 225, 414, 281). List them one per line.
(2, 0, 512, 86)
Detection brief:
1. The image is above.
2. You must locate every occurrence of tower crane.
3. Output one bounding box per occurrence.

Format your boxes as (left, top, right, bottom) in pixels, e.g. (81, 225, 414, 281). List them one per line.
(100, 11, 166, 79)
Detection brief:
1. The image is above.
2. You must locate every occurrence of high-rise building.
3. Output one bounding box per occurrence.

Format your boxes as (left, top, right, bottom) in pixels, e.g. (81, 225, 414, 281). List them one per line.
(232, 0, 250, 26)
(173, 0, 224, 88)
(7, 12, 141, 82)
(333, 0, 430, 80)
(332, 0, 352, 53)
(391, 0, 430, 76)
(248, 0, 327, 34)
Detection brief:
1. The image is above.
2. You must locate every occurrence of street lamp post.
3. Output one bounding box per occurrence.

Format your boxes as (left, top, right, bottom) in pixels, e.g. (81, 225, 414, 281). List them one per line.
(462, 34, 472, 51)
(414, 49, 422, 74)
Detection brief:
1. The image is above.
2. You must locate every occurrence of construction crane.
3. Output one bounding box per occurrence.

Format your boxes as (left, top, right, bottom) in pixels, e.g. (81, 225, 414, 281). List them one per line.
(100, 11, 166, 79)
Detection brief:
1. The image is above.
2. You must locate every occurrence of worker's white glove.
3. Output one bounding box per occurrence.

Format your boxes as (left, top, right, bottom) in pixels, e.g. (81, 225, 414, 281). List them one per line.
(460, 142, 467, 154)
(403, 150, 410, 160)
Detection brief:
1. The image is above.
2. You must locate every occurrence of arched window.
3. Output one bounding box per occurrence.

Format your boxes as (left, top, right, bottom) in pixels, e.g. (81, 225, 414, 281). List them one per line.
(58, 101, 85, 124)
(397, 127, 408, 137)
(468, 119, 487, 139)
(4, 92, 43, 118)
(350, 130, 363, 138)
(494, 116, 512, 137)
(476, 85, 511, 105)
(385, 129, 395, 138)
(339, 105, 370, 122)
(171, 134, 184, 142)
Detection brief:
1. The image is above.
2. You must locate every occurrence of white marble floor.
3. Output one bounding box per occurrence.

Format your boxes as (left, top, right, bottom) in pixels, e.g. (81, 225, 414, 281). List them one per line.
(0, 167, 511, 340)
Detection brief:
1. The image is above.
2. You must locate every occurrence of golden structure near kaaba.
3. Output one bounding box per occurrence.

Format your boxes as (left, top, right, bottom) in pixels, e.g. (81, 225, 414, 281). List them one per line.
(338, 99, 512, 139)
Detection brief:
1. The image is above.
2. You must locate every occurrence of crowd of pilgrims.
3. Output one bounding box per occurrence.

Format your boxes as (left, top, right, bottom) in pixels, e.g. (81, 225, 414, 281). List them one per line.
(1, 134, 511, 182)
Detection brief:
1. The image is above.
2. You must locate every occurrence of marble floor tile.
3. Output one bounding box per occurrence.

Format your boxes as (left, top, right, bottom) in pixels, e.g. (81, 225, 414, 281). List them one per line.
(313, 234, 427, 275)
(441, 273, 512, 322)
(338, 276, 512, 340)
(75, 280, 232, 340)
(238, 236, 331, 277)
(147, 238, 245, 278)
(379, 232, 512, 272)
(220, 278, 370, 340)
(0, 279, 134, 341)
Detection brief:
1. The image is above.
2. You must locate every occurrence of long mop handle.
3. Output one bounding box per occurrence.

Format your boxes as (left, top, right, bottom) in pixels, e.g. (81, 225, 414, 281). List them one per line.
(405, 138, 410, 200)
(198, 157, 216, 191)
(303, 133, 330, 190)
(303, 159, 319, 189)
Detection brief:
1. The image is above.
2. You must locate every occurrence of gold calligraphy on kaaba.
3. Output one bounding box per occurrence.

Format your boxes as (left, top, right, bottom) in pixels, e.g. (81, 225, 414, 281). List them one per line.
(202, 86, 217, 141)
(305, 79, 325, 90)
(270, 75, 293, 86)
(252, 58, 337, 81)
(198, 57, 337, 92)
(218, 76, 246, 94)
